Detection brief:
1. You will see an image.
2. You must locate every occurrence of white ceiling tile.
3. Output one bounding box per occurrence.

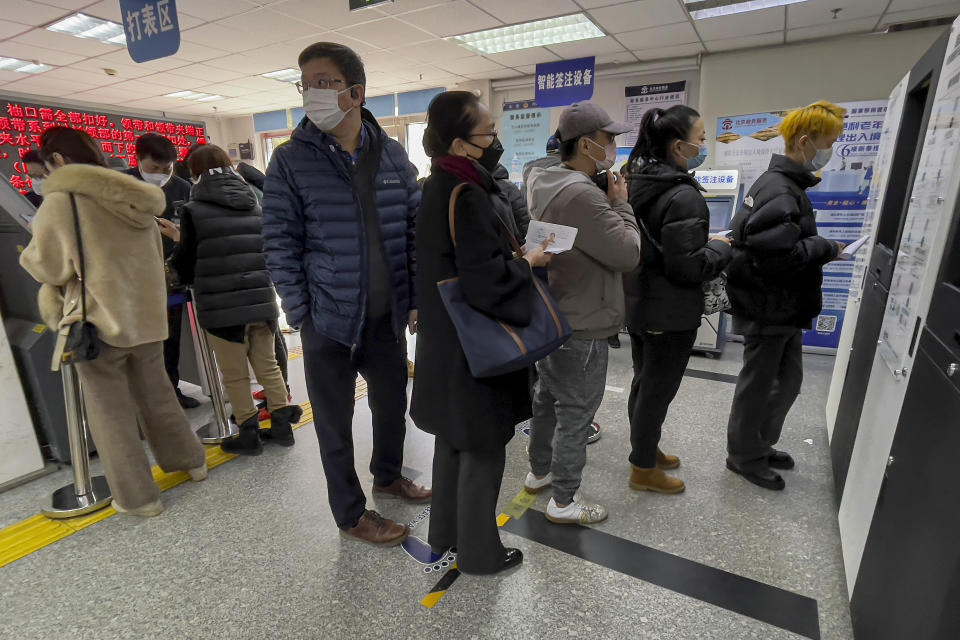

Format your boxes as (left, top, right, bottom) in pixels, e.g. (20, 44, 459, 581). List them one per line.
(196, 82, 255, 98)
(787, 17, 880, 42)
(216, 8, 325, 41)
(401, 0, 503, 37)
(787, 0, 884, 29)
(616, 21, 699, 50)
(366, 71, 412, 87)
(515, 64, 538, 75)
(595, 51, 639, 65)
(140, 72, 221, 90)
(71, 57, 143, 78)
(478, 0, 580, 24)
(0, 21, 33, 40)
(881, 3, 960, 25)
(466, 68, 522, 80)
(288, 33, 382, 55)
(0, 70, 29, 84)
(633, 42, 703, 60)
(887, 0, 960, 10)
(577, 0, 635, 7)
(2, 75, 93, 96)
(181, 23, 276, 52)
(37, 66, 122, 87)
(11, 28, 121, 57)
(391, 38, 478, 62)
(169, 41, 233, 63)
(374, 0, 457, 15)
(108, 79, 177, 96)
(337, 17, 433, 49)
(0, 1, 73, 26)
(81, 0, 124, 22)
(95, 48, 190, 72)
(0, 42, 85, 66)
(225, 75, 293, 92)
(37, 0, 99, 9)
(705, 31, 784, 52)
(588, 0, 689, 34)
(432, 55, 506, 75)
(694, 7, 786, 40)
(485, 47, 561, 68)
(178, 0, 260, 21)
(272, 0, 385, 30)
(546, 35, 626, 58)
(166, 64, 248, 82)
(204, 54, 286, 75)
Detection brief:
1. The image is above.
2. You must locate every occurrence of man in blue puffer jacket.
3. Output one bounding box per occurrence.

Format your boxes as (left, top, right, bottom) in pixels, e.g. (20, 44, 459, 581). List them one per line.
(262, 42, 430, 547)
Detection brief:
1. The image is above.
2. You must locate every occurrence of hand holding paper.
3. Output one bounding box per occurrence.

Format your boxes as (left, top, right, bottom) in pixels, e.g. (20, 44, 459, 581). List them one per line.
(525, 220, 578, 255)
(839, 235, 870, 260)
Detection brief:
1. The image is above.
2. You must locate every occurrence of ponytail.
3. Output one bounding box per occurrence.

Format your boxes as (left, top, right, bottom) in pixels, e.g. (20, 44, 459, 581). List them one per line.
(627, 105, 700, 168)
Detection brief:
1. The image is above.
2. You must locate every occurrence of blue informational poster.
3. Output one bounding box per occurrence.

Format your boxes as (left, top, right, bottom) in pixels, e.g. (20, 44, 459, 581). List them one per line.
(501, 101, 552, 183)
(715, 100, 888, 350)
(120, 0, 181, 63)
(534, 57, 595, 108)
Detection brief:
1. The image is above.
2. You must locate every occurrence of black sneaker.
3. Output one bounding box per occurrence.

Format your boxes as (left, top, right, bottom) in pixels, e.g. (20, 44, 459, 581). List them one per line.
(768, 450, 795, 470)
(261, 405, 303, 447)
(177, 392, 200, 409)
(607, 334, 621, 349)
(221, 416, 263, 456)
(726, 458, 785, 491)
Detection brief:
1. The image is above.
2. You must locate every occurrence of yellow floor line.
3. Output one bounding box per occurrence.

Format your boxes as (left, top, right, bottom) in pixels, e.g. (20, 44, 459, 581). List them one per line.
(0, 378, 369, 569)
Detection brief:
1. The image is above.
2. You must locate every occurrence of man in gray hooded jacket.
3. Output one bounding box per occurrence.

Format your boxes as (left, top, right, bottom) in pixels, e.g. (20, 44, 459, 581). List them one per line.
(523, 102, 642, 524)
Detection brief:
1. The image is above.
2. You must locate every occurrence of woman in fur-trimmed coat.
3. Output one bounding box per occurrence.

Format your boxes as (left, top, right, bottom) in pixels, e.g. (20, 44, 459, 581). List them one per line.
(19, 126, 206, 517)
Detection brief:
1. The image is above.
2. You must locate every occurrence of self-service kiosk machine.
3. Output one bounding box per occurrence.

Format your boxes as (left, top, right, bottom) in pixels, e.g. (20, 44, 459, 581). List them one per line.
(692, 168, 742, 356)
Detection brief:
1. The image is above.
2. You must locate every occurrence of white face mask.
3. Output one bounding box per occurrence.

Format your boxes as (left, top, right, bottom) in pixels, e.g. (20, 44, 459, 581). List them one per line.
(304, 86, 354, 132)
(585, 137, 617, 171)
(31, 177, 45, 195)
(802, 138, 833, 171)
(142, 171, 172, 188)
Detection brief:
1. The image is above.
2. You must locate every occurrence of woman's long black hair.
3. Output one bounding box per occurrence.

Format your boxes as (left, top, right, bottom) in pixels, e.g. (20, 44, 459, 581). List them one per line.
(627, 105, 700, 168)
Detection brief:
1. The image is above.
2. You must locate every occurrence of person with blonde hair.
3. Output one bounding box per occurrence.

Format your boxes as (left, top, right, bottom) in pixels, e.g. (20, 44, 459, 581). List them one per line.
(724, 100, 847, 491)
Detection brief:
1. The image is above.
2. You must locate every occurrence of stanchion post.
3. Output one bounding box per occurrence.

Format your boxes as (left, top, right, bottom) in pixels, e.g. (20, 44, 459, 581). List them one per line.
(41, 363, 112, 519)
(187, 296, 236, 444)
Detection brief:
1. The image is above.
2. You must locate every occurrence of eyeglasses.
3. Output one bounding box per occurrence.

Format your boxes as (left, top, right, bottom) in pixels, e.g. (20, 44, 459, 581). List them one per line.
(469, 130, 498, 139)
(295, 78, 348, 94)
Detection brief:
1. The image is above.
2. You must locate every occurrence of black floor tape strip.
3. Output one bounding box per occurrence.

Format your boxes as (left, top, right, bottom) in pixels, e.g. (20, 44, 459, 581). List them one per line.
(684, 368, 740, 385)
(502, 510, 820, 640)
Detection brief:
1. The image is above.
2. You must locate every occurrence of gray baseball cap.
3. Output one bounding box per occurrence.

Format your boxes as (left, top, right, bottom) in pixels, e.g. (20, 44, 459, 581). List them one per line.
(557, 101, 632, 141)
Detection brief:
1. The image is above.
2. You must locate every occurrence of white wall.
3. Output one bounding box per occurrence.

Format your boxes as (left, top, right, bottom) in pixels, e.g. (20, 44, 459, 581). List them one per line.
(0, 306, 44, 486)
(220, 115, 261, 170)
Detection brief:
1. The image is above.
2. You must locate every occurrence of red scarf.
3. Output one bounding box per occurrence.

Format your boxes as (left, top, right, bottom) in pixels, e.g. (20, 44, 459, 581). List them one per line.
(432, 155, 482, 186)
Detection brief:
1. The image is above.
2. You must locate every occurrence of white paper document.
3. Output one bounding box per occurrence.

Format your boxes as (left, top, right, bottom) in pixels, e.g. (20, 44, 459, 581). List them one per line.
(841, 234, 870, 260)
(525, 220, 578, 254)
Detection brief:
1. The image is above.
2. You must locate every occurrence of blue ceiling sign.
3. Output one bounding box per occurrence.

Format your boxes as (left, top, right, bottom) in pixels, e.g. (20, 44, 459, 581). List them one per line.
(534, 56, 595, 108)
(119, 0, 181, 63)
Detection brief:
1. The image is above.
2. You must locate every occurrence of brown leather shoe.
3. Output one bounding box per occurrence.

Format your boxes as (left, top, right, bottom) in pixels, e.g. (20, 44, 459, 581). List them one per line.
(343, 510, 409, 547)
(657, 448, 680, 470)
(372, 477, 432, 504)
(629, 466, 685, 494)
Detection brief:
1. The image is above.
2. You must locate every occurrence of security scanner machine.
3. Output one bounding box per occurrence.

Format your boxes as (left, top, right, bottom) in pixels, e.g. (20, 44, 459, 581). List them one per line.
(826, 29, 949, 498)
(827, 21, 960, 638)
(692, 168, 741, 356)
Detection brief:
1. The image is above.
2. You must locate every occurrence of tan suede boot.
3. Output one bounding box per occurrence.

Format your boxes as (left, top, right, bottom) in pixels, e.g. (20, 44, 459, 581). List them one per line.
(657, 448, 680, 470)
(629, 466, 686, 494)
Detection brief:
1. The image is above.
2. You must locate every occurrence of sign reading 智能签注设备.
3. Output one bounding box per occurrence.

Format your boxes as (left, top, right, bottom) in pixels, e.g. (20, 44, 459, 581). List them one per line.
(534, 57, 595, 108)
(120, 0, 180, 63)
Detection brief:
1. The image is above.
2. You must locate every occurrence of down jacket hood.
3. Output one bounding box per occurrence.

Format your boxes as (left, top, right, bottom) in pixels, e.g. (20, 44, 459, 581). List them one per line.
(526, 164, 593, 220)
(627, 160, 704, 211)
(43, 163, 166, 228)
(191, 168, 258, 211)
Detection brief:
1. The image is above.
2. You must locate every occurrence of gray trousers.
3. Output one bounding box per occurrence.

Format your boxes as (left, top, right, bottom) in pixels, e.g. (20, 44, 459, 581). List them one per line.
(529, 337, 608, 505)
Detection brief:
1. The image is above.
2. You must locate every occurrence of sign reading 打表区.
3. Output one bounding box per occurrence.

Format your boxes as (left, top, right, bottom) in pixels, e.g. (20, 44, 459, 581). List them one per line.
(534, 57, 595, 108)
(0, 97, 205, 196)
(120, 0, 181, 63)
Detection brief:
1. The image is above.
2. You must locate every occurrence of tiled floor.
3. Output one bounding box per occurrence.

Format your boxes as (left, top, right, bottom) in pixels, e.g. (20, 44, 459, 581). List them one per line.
(0, 333, 853, 640)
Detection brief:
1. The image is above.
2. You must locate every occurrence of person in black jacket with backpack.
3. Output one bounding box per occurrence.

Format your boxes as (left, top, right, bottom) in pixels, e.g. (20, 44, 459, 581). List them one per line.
(623, 105, 732, 495)
(162, 144, 302, 456)
(725, 101, 847, 491)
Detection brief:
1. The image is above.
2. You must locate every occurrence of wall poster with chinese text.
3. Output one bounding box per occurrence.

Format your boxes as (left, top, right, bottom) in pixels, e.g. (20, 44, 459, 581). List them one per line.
(622, 82, 687, 148)
(501, 100, 551, 184)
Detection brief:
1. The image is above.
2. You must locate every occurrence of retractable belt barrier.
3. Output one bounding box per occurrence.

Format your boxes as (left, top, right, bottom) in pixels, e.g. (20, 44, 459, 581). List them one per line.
(40, 363, 112, 519)
(186, 295, 237, 444)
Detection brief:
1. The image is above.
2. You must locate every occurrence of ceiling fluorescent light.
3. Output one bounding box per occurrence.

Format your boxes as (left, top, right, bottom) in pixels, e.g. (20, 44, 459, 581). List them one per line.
(446, 13, 604, 55)
(0, 57, 52, 74)
(685, 0, 807, 20)
(261, 68, 300, 83)
(165, 91, 222, 102)
(47, 12, 126, 45)
(196, 95, 222, 102)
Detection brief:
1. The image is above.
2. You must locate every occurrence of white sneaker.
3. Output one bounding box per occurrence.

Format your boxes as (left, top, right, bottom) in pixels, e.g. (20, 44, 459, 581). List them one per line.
(113, 499, 164, 517)
(524, 471, 553, 494)
(545, 494, 608, 524)
(188, 463, 208, 482)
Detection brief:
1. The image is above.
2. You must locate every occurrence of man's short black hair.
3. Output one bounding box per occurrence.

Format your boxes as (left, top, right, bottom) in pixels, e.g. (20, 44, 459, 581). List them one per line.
(135, 133, 177, 163)
(22, 149, 41, 164)
(559, 136, 580, 162)
(298, 42, 366, 88)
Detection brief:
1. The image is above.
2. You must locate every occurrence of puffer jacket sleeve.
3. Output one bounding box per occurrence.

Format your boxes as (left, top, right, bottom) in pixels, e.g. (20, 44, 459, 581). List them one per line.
(659, 187, 732, 285)
(403, 159, 420, 312)
(262, 150, 310, 328)
(738, 186, 836, 276)
(453, 185, 534, 327)
(500, 178, 530, 239)
(170, 206, 197, 286)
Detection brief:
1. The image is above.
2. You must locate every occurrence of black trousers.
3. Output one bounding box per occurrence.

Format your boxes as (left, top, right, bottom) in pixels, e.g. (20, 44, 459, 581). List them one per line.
(726, 330, 804, 470)
(428, 437, 506, 574)
(627, 329, 698, 468)
(274, 326, 289, 386)
(163, 303, 183, 391)
(300, 313, 408, 529)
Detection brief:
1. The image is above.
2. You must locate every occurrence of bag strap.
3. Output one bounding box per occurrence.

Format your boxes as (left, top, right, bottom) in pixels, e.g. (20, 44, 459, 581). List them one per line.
(635, 214, 663, 255)
(447, 182, 523, 255)
(69, 194, 88, 322)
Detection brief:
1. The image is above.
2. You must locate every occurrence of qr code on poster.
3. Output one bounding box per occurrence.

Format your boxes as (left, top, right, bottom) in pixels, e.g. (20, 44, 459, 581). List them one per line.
(816, 315, 838, 332)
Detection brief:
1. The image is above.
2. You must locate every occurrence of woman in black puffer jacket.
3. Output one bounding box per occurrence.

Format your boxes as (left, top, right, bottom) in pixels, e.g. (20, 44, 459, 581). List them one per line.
(163, 145, 301, 455)
(623, 105, 732, 494)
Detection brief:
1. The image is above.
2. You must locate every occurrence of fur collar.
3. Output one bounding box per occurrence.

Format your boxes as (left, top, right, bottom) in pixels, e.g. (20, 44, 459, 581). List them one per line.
(44, 164, 167, 227)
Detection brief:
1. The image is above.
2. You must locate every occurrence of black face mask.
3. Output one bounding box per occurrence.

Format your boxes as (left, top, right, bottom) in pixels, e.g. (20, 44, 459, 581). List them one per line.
(475, 136, 504, 172)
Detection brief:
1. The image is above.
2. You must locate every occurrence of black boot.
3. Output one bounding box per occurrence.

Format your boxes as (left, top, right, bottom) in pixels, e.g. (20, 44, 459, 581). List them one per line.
(264, 405, 303, 447)
(221, 416, 263, 456)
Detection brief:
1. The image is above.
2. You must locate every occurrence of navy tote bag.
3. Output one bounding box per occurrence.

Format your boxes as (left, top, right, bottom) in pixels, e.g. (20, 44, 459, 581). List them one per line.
(437, 183, 571, 378)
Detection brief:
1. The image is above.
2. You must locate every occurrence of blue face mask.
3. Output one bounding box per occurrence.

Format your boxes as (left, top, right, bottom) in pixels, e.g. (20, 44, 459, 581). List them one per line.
(681, 140, 708, 170)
